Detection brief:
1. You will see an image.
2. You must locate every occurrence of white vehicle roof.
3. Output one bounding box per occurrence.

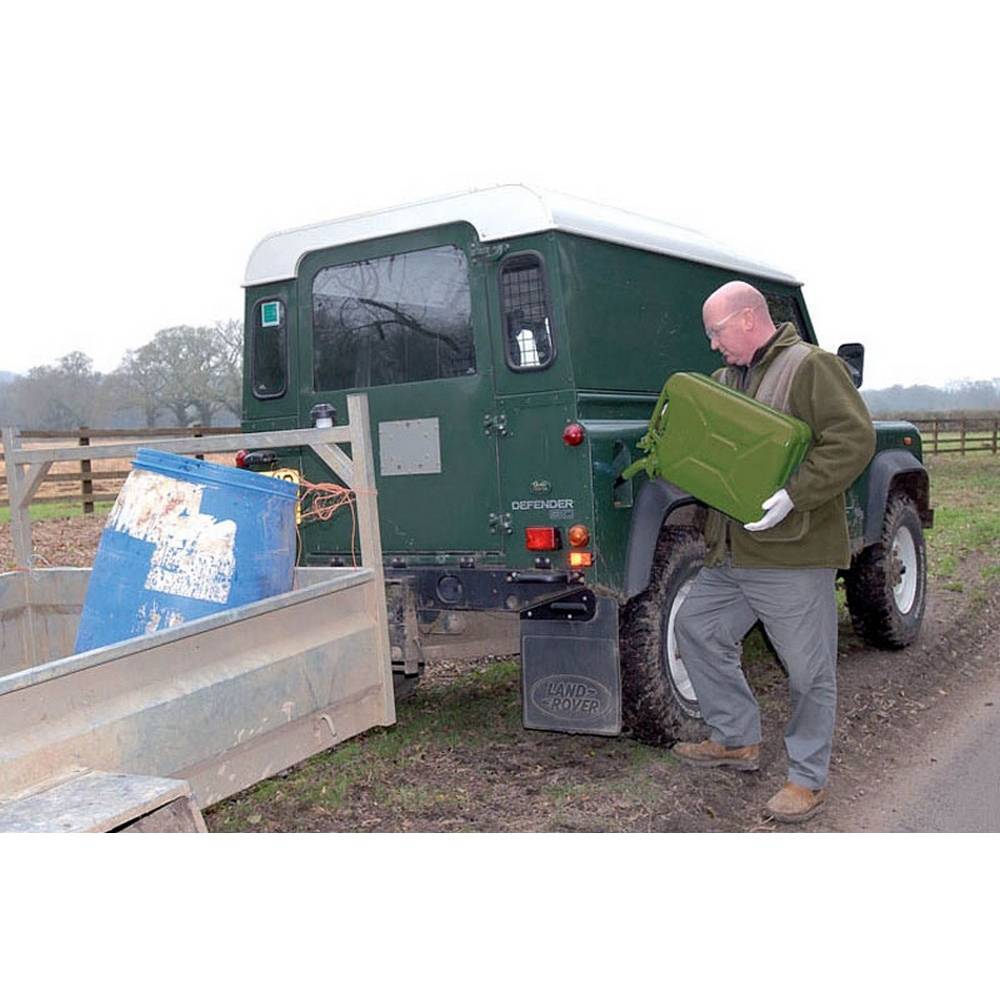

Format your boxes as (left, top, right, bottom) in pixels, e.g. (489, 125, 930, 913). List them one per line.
(244, 184, 800, 287)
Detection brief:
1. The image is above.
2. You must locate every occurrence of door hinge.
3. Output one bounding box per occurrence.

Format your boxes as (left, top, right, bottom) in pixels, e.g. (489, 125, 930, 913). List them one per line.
(483, 412, 509, 437)
(488, 512, 514, 534)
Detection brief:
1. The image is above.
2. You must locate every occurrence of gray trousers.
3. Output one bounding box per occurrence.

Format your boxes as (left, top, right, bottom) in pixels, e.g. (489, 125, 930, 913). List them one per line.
(673, 562, 838, 790)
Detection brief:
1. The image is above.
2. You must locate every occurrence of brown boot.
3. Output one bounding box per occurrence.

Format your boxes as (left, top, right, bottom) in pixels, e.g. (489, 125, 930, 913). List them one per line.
(764, 782, 827, 823)
(672, 739, 760, 771)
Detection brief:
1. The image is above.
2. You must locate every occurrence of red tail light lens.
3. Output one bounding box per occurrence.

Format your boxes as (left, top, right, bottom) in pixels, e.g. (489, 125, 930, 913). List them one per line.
(562, 423, 585, 446)
(235, 449, 249, 468)
(525, 526, 560, 551)
(568, 524, 590, 547)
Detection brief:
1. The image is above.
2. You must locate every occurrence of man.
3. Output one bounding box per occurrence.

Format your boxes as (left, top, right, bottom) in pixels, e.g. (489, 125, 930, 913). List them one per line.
(672, 280, 875, 823)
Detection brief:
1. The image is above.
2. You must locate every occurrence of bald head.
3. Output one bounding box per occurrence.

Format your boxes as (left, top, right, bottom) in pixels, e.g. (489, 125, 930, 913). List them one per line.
(702, 280, 777, 367)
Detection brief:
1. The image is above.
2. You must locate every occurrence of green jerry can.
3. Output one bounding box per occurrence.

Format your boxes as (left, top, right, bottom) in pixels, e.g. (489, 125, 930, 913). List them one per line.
(623, 372, 813, 524)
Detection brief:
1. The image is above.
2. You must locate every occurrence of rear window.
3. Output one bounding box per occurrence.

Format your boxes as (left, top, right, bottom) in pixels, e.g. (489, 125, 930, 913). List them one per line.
(251, 296, 288, 399)
(312, 245, 475, 390)
(499, 252, 555, 370)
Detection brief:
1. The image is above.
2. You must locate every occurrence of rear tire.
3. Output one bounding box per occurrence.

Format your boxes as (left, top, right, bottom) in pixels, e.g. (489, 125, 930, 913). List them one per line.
(620, 527, 706, 745)
(845, 493, 926, 648)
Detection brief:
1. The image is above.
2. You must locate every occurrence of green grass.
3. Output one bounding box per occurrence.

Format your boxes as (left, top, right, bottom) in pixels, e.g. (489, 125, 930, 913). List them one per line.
(923, 455, 1000, 584)
(0, 501, 113, 523)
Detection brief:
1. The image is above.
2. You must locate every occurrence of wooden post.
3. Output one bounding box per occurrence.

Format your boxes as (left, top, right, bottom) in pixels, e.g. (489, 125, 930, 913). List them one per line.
(932, 418, 939, 455)
(79, 427, 93, 515)
(192, 424, 205, 462)
(960, 416, 967, 456)
(992, 417, 998, 455)
(2, 427, 32, 568)
(346, 393, 395, 727)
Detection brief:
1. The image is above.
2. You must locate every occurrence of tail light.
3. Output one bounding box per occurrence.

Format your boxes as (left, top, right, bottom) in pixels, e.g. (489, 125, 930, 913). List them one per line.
(235, 449, 249, 468)
(525, 526, 560, 551)
(569, 551, 593, 568)
(562, 423, 585, 447)
(568, 524, 590, 547)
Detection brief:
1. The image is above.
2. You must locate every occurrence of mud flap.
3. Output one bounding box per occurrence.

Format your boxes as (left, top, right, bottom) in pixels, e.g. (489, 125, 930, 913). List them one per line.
(520, 592, 621, 736)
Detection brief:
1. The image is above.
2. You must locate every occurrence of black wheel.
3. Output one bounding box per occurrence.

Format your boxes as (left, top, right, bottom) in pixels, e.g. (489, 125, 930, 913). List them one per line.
(620, 526, 706, 745)
(845, 493, 927, 649)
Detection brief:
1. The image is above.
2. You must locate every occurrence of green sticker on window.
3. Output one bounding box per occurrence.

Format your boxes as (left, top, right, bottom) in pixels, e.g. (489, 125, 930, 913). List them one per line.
(261, 301, 281, 327)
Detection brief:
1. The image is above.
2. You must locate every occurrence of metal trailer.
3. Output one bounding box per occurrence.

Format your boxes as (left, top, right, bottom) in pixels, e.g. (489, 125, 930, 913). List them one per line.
(0, 395, 394, 832)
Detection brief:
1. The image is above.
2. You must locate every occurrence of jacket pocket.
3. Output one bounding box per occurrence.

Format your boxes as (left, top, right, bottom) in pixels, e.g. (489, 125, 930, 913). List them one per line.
(749, 508, 811, 544)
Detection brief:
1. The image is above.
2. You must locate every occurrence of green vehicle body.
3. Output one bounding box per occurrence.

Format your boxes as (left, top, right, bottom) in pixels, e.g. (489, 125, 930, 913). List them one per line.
(241, 186, 932, 735)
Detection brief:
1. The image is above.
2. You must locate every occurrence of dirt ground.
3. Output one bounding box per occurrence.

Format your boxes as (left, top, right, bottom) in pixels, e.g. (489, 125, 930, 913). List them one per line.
(4, 514, 997, 832)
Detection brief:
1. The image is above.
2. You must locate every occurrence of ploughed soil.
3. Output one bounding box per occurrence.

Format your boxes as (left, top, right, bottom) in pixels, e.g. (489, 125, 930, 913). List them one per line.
(4, 516, 997, 832)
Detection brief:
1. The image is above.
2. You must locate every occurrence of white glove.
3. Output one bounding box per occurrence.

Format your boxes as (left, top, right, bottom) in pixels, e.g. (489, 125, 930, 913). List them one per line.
(744, 489, 794, 532)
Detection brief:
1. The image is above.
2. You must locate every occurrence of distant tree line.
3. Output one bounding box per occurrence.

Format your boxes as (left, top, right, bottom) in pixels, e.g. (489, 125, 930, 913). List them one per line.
(0, 321, 242, 430)
(862, 378, 1000, 416)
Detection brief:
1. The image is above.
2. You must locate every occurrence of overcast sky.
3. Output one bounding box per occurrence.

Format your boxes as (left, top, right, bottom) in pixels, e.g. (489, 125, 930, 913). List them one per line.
(3, 2, 996, 391)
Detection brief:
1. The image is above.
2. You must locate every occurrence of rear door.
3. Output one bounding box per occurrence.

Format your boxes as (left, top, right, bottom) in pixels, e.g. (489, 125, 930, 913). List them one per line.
(485, 241, 591, 572)
(295, 223, 502, 559)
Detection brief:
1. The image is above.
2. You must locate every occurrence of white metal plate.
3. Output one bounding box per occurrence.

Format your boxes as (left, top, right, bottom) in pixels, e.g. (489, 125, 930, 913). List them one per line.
(378, 418, 442, 477)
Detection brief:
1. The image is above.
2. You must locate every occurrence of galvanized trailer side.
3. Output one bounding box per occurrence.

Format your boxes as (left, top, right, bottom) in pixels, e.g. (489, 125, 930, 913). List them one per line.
(0, 395, 395, 832)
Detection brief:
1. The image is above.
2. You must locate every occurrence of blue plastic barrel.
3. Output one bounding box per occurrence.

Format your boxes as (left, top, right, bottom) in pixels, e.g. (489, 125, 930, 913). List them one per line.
(74, 449, 299, 654)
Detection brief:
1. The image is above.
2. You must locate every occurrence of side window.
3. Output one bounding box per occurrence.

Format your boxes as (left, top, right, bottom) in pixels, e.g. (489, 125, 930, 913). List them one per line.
(251, 296, 287, 399)
(499, 253, 555, 371)
(764, 292, 809, 340)
(312, 245, 475, 391)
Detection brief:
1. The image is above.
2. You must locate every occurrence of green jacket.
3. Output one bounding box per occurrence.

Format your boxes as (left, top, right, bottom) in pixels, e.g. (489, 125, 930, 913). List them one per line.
(703, 323, 876, 570)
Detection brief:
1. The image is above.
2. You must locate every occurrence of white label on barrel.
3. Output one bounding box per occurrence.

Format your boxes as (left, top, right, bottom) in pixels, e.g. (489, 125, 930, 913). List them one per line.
(109, 470, 237, 604)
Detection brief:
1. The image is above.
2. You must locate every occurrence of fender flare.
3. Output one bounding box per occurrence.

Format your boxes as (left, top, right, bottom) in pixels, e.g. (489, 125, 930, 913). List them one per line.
(623, 478, 700, 600)
(862, 449, 930, 547)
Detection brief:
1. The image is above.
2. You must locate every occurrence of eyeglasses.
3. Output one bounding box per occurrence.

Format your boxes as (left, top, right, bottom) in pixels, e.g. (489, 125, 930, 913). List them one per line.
(705, 306, 753, 340)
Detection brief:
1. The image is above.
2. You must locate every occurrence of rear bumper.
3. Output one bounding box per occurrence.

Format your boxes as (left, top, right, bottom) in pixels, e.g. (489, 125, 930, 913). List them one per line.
(382, 565, 587, 613)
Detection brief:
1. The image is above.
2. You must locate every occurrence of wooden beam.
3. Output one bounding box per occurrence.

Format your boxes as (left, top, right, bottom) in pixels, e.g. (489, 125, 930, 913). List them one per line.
(2, 427, 32, 568)
(308, 442, 355, 488)
(346, 394, 395, 726)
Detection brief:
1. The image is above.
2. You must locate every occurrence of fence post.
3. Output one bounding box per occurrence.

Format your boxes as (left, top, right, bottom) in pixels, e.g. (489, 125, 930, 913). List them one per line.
(932, 418, 939, 455)
(193, 424, 204, 462)
(79, 427, 93, 515)
(960, 417, 967, 456)
(993, 418, 998, 456)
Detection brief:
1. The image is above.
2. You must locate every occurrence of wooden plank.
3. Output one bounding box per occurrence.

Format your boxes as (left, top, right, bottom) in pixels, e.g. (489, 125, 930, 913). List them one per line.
(7, 426, 352, 464)
(20, 426, 241, 440)
(347, 393, 395, 727)
(2, 469, 126, 484)
(0, 493, 119, 509)
(309, 442, 355, 488)
(2, 427, 32, 568)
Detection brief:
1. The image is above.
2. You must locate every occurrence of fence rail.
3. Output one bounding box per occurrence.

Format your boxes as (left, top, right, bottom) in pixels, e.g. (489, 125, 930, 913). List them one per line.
(0, 426, 240, 510)
(909, 417, 999, 455)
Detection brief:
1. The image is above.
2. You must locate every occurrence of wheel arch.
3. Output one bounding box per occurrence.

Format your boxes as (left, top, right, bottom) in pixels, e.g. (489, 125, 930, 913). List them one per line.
(623, 478, 702, 600)
(862, 450, 932, 548)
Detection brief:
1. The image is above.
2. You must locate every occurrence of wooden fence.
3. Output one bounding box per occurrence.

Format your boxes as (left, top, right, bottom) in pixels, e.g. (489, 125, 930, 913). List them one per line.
(0, 426, 240, 512)
(910, 416, 1000, 455)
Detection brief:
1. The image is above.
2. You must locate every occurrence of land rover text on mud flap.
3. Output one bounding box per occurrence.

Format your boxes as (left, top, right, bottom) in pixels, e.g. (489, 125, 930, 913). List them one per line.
(241, 185, 933, 743)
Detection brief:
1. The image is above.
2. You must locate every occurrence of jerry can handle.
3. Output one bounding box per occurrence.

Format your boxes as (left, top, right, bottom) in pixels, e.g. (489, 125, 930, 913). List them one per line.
(647, 378, 672, 436)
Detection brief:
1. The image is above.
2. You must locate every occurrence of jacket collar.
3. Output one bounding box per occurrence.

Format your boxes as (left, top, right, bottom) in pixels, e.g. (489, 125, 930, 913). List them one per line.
(735, 322, 802, 377)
